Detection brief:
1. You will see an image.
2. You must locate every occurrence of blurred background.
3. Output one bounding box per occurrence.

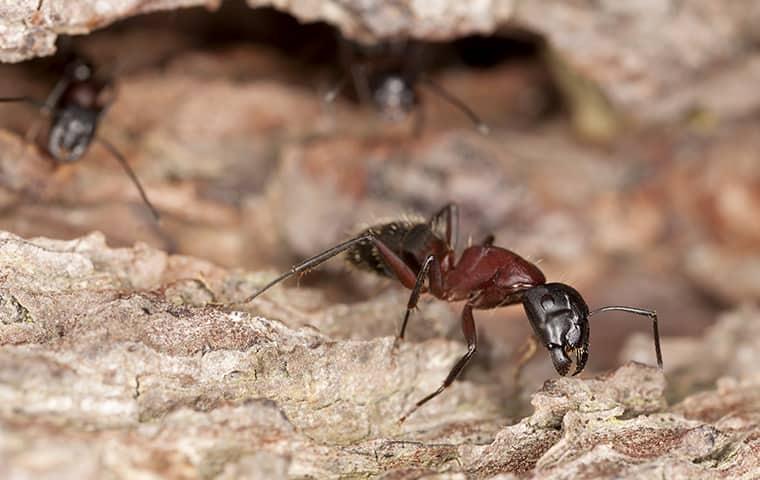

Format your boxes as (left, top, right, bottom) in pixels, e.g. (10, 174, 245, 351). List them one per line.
(1, 1, 758, 399)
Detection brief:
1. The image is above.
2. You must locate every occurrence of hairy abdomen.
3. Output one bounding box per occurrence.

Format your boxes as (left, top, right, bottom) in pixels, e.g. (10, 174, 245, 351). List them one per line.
(346, 221, 418, 277)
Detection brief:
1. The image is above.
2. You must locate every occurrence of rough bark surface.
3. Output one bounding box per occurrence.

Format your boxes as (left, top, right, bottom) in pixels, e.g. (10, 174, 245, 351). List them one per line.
(2, 1, 760, 121)
(1, 231, 758, 479)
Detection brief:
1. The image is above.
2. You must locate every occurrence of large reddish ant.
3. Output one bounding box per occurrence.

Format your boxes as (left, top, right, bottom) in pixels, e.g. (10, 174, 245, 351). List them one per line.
(245, 204, 663, 422)
(0, 56, 160, 220)
(324, 39, 489, 135)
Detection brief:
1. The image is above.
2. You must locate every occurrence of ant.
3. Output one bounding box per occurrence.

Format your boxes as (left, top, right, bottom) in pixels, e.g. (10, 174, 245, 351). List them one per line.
(0, 56, 160, 220)
(244, 204, 663, 422)
(324, 39, 490, 135)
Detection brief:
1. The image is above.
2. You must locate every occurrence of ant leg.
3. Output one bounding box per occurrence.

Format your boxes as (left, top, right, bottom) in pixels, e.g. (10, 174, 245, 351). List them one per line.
(96, 138, 160, 222)
(418, 77, 489, 135)
(481, 234, 495, 246)
(399, 304, 477, 423)
(43, 75, 72, 113)
(412, 101, 426, 138)
(511, 335, 537, 383)
(350, 64, 373, 108)
(245, 233, 374, 302)
(429, 203, 459, 252)
(244, 234, 419, 303)
(0, 97, 46, 109)
(324, 75, 348, 104)
(589, 306, 663, 369)
(24, 120, 42, 145)
(397, 254, 443, 341)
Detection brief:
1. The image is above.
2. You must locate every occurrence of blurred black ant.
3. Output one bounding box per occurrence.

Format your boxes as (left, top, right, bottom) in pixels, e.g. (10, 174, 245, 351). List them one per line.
(0, 56, 160, 220)
(244, 204, 663, 422)
(324, 39, 489, 135)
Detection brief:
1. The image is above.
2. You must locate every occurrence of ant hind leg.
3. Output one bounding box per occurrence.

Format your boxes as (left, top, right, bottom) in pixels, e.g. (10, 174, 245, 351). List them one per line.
(399, 304, 477, 423)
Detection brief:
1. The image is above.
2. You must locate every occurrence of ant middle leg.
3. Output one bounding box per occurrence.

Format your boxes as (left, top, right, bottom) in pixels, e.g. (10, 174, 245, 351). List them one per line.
(412, 101, 426, 138)
(480, 234, 495, 246)
(399, 304, 477, 423)
(429, 203, 459, 251)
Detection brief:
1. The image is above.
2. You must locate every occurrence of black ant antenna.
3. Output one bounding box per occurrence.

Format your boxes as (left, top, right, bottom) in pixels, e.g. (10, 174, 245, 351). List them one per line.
(418, 77, 490, 135)
(588, 306, 663, 369)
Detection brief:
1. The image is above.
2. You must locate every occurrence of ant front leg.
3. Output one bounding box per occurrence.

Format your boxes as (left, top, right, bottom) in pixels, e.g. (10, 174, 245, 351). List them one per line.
(399, 303, 477, 423)
(397, 254, 444, 341)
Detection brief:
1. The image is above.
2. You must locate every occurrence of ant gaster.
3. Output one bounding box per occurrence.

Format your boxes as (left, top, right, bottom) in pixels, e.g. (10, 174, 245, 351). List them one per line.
(325, 40, 490, 135)
(245, 204, 663, 422)
(0, 57, 160, 220)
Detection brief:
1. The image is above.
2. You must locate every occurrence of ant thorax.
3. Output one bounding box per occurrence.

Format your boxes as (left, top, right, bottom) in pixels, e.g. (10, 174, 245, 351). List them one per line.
(371, 75, 417, 121)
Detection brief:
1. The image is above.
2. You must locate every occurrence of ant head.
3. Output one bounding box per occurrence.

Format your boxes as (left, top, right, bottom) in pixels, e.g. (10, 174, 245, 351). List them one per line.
(64, 57, 95, 82)
(522, 283, 590, 376)
(372, 74, 417, 120)
(48, 107, 98, 163)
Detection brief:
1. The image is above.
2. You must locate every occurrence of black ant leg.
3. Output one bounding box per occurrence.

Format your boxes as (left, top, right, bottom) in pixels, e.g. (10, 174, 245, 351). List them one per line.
(42, 74, 72, 113)
(324, 75, 349, 104)
(589, 306, 663, 369)
(0, 97, 46, 109)
(246, 234, 373, 302)
(481, 234, 495, 247)
(429, 203, 459, 252)
(397, 254, 444, 341)
(96, 138, 160, 222)
(418, 77, 489, 135)
(350, 64, 373, 108)
(244, 233, 420, 303)
(399, 303, 477, 423)
(412, 100, 426, 138)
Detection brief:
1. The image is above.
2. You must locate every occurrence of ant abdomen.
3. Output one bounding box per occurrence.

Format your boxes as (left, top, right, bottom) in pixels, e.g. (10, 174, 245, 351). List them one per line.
(347, 221, 416, 276)
(347, 218, 439, 277)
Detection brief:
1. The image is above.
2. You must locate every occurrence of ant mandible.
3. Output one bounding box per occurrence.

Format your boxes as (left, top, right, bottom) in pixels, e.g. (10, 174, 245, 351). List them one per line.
(244, 204, 663, 422)
(324, 39, 490, 135)
(0, 56, 160, 220)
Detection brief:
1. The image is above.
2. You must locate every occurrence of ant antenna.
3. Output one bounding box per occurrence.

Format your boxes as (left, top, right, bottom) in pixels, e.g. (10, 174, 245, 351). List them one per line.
(419, 77, 490, 135)
(588, 306, 663, 369)
(96, 138, 160, 221)
(0, 96, 46, 109)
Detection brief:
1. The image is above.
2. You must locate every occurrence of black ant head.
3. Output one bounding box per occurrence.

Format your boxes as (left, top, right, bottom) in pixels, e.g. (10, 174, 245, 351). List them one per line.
(522, 283, 590, 376)
(63, 57, 95, 83)
(372, 74, 417, 120)
(48, 106, 98, 163)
